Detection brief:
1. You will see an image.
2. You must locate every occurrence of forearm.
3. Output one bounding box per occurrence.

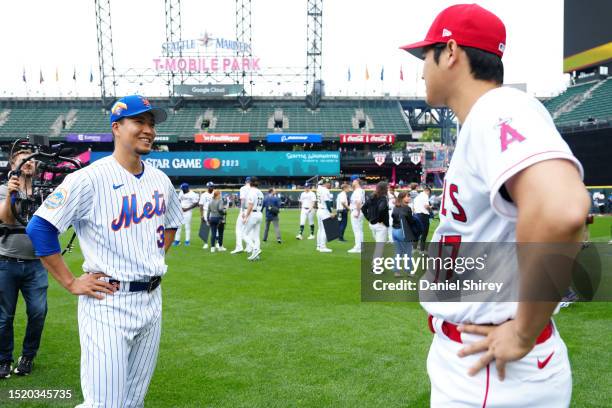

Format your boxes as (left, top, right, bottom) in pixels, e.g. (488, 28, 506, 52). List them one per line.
(164, 228, 177, 252)
(0, 196, 14, 223)
(40, 253, 76, 291)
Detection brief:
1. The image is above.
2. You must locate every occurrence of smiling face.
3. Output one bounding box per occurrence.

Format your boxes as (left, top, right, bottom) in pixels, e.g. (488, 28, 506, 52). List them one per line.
(112, 112, 156, 156)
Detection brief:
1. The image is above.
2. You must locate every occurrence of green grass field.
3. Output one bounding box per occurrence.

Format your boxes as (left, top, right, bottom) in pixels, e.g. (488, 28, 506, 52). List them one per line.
(2, 211, 611, 407)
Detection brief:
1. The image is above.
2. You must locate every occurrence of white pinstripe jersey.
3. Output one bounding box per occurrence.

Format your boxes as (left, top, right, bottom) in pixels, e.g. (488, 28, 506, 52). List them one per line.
(34, 155, 183, 281)
(246, 187, 264, 212)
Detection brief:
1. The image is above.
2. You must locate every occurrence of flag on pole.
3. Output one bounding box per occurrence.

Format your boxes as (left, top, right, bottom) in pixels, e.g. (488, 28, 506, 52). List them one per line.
(55, 67, 59, 82)
(73, 67, 77, 81)
(365, 66, 370, 80)
(89, 68, 94, 83)
(380, 66, 384, 81)
(400, 66, 404, 81)
(347, 67, 351, 82)
(39, 69, 44, 84)
(22, 67, 26, 83)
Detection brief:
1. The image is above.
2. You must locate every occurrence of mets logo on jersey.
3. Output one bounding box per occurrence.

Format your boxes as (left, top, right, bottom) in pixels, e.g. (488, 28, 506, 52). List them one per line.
(111, 190, 166, 231)
(44, 188, 68, 210)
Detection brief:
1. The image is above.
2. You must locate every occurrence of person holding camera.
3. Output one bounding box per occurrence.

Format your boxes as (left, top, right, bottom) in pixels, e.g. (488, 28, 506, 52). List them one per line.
(263, 188, 282, 244)
(0, 149, 47, 378)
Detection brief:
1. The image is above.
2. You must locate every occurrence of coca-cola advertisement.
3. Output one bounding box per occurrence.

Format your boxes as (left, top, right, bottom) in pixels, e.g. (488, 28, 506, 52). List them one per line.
(339, 134, 395, 144)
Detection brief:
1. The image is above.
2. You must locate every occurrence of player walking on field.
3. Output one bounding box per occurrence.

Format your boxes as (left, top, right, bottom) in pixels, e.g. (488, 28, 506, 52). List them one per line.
(296, 183, 316, 240)
(242, 177, 264, 261)
(232, 177, 252, 254)
(315, 178, 334, 252)
(175, 182, 199, 246)
(26, 95, 183, 407)
(348, 175, 365, 253)
(401, 4, 589, 407)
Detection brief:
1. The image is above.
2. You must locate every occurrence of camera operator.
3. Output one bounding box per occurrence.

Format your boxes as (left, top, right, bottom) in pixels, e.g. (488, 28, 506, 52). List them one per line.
(0, 149, 47, 378)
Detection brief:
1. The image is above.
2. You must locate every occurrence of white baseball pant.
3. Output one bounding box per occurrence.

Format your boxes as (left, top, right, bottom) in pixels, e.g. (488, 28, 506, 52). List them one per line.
(427, 317, 571, 407)
(299, 208, 315, 226)
(350, 211, 364, 250)
(243, 212, 263, 253)
(369, 222, 388, 261)
(316, 209, 331, 248)
(76, 287, 162, 408)
(234, 210, 246, 251)
(175, 209, 192, 243)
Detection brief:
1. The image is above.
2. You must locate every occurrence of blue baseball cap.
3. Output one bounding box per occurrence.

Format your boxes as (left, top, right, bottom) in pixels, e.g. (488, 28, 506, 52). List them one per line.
(110, 95, 168, 126)
(206, 181, 214, 187)
(180, 182, 189, 189)
(245, 177, 252, 183)
(350, 174, 360, 182)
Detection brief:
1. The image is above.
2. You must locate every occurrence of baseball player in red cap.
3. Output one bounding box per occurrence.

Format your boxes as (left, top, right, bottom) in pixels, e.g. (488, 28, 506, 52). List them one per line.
(401, 4, 589, 407)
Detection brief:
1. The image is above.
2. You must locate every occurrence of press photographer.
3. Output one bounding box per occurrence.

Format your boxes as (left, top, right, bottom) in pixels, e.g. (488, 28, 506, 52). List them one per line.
(0, 148, 47, 379)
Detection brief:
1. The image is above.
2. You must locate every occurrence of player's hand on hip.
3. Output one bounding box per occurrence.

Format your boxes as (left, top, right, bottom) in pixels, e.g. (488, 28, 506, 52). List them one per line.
(457, 320, 535, 381)
(67, 272, 117, 300)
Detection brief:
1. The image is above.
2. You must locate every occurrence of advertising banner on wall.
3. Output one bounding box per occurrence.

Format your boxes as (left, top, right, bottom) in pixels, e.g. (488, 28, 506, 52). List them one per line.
(66, 133, 113, 143)
(90, 151, 340, 176)
(266, 133, 322, 143)
(339, 134, 396, 144)
(174, 84, 243, 96)
(194, 133, 250, 143)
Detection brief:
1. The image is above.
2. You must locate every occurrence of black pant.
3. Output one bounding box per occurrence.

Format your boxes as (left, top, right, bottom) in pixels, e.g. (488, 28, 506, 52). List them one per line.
(415, 213, 430, 252)
(0, 258, 48, 362)
(337, 210, 348, 240)
(209, 217, 225, 247)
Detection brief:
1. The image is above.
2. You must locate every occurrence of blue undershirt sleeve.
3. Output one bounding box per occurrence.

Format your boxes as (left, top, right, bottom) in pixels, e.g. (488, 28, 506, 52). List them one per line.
(26, 215, 61, 257)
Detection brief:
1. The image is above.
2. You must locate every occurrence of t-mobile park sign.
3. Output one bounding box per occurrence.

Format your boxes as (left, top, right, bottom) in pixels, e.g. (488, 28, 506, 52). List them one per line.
(339, 134, 396, 143)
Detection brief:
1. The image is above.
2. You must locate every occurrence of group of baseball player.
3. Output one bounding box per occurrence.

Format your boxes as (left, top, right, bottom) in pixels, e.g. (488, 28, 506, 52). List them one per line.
(0, 3, 593, 407)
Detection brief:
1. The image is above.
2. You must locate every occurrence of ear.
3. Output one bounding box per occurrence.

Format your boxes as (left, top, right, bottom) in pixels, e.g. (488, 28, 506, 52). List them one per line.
(446, 39, 460, 68)
(111, 121, 120, 138)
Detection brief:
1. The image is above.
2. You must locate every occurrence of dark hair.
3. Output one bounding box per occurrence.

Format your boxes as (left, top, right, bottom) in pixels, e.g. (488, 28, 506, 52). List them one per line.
(426, 43, 503, 84)
(396, 191, 408, 206)
(250, 176, 259, 187)
(268, 188, 274, 193)
(10, 149, 32, 164)
(374, 181, 388, 198)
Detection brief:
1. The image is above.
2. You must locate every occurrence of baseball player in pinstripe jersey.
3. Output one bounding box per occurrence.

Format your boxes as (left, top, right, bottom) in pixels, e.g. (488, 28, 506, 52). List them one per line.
(26, 95, 183, 407)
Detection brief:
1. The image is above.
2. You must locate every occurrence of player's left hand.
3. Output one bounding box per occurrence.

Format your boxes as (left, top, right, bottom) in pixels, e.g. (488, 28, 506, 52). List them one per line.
(457, 320, 535, 381)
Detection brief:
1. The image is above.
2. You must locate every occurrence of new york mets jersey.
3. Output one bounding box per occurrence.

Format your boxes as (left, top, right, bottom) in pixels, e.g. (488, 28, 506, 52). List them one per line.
(34, 155, 183, 282)
(422, 86, 583, 325)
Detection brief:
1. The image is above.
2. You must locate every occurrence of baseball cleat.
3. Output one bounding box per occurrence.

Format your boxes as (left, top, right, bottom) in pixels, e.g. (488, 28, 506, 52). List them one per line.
(173, 240, 180, 246)
(347, 247, 361, 253)
(202, 244, 209, 249)
(13, 356, 33, 376)
(296, 234, 303, 240)
(319, 247, 332, 253)
(218, 246, 227, 252)
(230, 248, 243, 254)
(307, 235, 315, 240)
(211, 247, 216, 253)
(248, 249, 262, 260)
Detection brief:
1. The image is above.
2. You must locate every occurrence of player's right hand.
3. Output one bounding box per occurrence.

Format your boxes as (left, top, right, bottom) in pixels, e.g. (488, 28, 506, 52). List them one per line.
(7, 176, 20, 194)
(67, 272, 117, 300)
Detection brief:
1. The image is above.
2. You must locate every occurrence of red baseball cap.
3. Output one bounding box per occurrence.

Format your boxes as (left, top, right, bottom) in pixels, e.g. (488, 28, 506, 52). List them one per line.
(400, 3, 506, 59)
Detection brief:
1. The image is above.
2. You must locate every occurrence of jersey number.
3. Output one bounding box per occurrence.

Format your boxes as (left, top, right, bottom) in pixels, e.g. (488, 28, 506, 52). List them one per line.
(434, 235, 462, 283)
(156, 225, 165, 248)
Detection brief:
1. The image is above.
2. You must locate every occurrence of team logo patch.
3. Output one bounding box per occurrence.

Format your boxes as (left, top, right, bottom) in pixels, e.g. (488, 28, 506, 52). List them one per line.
(373, 152, 387, 166)
(392, 152, 404, 166)
(44, 188, 68, 210)
(111, 101, 128, 115)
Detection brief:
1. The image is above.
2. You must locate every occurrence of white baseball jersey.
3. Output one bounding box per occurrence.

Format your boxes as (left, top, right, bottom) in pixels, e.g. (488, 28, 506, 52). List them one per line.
(336, 190, 348, 211)
(35, 155, 183, 282)
(240, 185, 251, 210)
(179, 190, 199, 211)
(350, 187, 365, 211)
(422, 86, 583, 325)
(299, 191, 316, 209)
(387, 191, 398, 210)
(413, 192, 430, 215)
(316, 185, 332, 210)
(246, 187, 264, 212)
(198, 191, 213, 212)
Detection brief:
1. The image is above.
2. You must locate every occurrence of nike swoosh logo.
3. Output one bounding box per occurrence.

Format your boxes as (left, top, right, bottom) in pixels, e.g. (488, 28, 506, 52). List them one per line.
(537, 351, 554, 369)
(112, 184, 124, 190)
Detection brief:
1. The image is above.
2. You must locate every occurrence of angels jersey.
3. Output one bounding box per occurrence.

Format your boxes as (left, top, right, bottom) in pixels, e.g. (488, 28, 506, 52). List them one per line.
(34, 156, 183, 282)
(422, 86, 583, 324)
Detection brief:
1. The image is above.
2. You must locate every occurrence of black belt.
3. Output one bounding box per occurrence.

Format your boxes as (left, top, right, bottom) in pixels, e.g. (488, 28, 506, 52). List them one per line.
(0, 254, 38, 263)
(109, 276, 162, 293)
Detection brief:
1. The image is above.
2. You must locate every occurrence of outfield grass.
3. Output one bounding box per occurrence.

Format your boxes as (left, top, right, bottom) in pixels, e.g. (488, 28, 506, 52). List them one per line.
(2, 211, 611, 407)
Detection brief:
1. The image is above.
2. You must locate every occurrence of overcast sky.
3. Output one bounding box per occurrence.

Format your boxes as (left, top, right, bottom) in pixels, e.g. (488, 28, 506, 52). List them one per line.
(0, 0, 568, 98)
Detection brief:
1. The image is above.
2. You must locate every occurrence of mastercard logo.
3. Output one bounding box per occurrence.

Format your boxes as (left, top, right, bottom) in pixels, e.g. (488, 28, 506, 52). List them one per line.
(203, 158, 221, 169)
